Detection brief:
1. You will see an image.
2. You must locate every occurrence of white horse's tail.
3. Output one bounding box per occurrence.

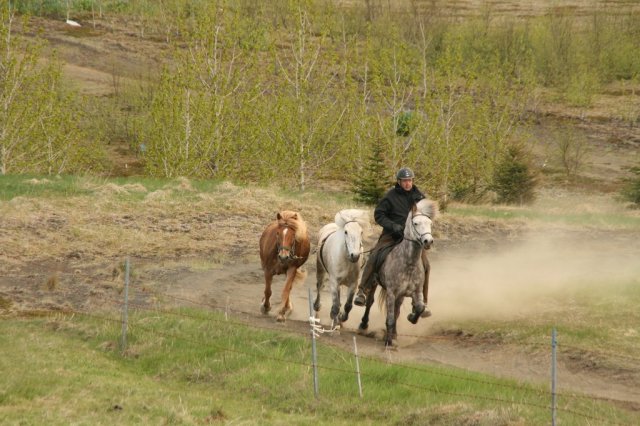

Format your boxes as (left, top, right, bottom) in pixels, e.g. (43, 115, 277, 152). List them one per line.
(294, 268, 308, 286)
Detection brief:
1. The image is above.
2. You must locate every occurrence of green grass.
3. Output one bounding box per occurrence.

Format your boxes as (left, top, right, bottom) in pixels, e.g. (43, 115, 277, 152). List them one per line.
(0, 174, 92, 200)
(0, 174, 228, 201)
(1, 308, 637, 425)
(448, 203, 640, 230)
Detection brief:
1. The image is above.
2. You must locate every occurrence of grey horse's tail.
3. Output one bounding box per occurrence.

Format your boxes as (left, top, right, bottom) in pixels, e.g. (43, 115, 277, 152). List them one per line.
(377, 286, 387, 314)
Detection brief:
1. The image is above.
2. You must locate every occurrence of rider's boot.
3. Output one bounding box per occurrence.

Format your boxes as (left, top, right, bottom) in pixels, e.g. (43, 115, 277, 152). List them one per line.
(355, 258, 375, 307)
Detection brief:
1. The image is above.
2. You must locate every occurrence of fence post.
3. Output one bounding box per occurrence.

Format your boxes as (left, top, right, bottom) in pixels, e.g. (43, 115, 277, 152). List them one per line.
(551, 328, 557, 426)
(353, 336, 363, 398)
(308, 287, 319, 399)
(120, 257, 130, 354)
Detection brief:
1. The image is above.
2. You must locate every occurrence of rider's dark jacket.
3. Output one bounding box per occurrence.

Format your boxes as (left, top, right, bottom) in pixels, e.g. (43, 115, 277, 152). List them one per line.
(374, 183, 426, 237)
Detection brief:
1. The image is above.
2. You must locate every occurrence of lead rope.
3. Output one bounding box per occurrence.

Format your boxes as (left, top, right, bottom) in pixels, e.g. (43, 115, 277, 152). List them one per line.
(309, 315, 339, 337)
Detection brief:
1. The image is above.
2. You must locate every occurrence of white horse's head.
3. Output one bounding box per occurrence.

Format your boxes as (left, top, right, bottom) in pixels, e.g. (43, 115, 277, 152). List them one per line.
(405, 199, 438, 249)
(335, 209, 369, 263)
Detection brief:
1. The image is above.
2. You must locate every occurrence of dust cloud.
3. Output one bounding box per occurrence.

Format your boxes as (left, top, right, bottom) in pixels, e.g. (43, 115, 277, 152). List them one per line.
(430, 231, 640, 321)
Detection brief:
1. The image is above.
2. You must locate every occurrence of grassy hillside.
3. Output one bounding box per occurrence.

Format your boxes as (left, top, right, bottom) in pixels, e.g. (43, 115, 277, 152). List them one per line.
(3, 0, 640, 198)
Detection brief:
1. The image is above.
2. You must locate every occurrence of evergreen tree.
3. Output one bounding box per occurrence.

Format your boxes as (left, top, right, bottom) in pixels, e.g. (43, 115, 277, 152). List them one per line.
(353, 140, 388, 205)
(396, 111, 415, 137)
(620, 166, 640, 208)
(492, 146, 537, 205)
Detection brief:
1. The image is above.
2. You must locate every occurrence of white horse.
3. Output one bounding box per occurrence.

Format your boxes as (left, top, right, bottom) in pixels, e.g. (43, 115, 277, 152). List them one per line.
(313, 209, 369, 326)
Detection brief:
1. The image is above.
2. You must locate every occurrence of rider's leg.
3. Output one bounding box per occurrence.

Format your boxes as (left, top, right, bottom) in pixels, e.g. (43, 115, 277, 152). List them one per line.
(354, 255, 375, 306)
(355, 234, 395, 306)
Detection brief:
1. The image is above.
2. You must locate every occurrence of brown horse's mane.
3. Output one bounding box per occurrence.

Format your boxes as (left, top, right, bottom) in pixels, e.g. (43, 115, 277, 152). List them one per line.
(277, 210, 308, 243)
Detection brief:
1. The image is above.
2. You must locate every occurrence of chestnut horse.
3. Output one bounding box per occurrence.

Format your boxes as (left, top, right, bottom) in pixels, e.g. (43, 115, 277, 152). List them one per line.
(259, 211, 310, 322)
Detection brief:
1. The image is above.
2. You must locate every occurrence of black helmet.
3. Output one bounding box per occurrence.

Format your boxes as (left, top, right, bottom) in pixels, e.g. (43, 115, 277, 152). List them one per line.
(396, 167, 415, 180)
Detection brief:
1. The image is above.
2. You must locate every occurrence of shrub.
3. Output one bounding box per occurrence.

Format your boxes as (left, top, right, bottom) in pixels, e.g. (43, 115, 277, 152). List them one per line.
(492, 146, 537, 205)
(396, 111, 416, 137)
(620, 166, 640, 208)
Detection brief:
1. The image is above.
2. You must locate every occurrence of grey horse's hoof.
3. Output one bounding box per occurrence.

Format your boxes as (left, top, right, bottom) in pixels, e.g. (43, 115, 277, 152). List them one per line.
(420, 305, 432, 318)
(407, 305, 425, 324)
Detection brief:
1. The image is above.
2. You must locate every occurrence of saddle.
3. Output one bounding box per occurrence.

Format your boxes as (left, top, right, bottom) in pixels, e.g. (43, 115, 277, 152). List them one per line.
(372, 239, 401, 275)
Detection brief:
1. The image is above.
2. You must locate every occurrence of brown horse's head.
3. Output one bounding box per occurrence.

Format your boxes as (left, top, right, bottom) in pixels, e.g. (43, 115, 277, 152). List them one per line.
(276, 211, 308, 262)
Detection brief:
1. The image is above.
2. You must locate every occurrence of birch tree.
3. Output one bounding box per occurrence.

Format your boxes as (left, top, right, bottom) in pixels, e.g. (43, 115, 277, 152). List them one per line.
(264, 4, 350, 191)
(142, 5, 249, 178)
(0, 6, 103, 175)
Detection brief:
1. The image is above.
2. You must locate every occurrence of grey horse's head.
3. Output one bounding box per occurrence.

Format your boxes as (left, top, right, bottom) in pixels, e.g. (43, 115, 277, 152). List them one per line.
(406, 199, 438, 249)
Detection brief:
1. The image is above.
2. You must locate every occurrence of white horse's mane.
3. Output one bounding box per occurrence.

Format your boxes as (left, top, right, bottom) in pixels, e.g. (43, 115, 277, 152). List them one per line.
(317, 209, 370, 244)
(334, 209, 370, 228)
(416, 199, 438, 219)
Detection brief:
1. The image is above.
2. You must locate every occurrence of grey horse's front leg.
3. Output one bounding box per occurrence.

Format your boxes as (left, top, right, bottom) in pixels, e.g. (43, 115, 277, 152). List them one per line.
(407, 289, 425, 324)
(384, 297, 397, 347)
(407, 304, 425, 324)
(421, 254, 432, 318)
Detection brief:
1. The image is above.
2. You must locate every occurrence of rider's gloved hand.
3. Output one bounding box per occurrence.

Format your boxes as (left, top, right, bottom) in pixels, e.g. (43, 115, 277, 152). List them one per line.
(391, 223, 404, 239)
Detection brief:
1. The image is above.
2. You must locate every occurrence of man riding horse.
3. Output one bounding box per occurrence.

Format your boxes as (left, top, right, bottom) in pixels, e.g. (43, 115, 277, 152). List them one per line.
(354, 167, 433, 318)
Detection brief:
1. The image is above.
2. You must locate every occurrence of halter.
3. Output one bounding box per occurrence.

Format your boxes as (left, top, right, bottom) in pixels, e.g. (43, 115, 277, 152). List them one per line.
(407, 212, 433, 247)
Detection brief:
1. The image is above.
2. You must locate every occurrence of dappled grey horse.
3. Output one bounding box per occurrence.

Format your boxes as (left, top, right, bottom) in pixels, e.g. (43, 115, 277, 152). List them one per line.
(358, 198, 438, 347)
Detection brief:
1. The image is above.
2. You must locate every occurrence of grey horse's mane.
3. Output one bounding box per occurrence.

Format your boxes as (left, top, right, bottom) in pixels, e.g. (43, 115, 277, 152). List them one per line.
(415, 199, 438, 219)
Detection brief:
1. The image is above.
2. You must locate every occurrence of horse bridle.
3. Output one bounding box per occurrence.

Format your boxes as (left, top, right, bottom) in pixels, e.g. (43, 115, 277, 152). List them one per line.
(342, 220, 364, 252)
(407, 212, 433, 247)
(277, 224, 304, 261)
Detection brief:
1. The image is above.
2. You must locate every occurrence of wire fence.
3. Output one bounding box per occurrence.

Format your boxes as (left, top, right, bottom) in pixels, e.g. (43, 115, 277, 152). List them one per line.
(22, 305, 632, 426)
(12, 258, 639, 426)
